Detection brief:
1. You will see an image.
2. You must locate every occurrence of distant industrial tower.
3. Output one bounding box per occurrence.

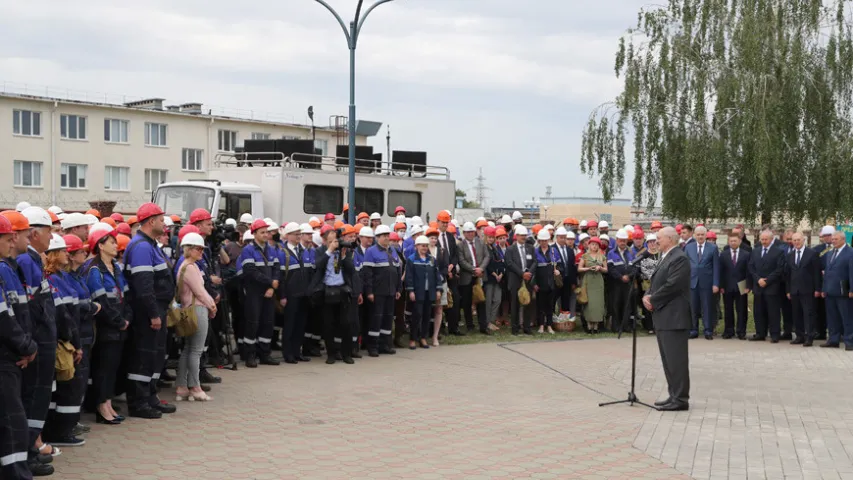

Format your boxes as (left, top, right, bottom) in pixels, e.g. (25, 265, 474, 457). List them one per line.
(474, 167, 489, 210)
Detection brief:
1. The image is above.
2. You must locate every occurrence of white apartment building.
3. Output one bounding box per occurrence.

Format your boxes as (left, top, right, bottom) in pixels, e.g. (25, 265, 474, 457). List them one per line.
(0, 91, 371, 213)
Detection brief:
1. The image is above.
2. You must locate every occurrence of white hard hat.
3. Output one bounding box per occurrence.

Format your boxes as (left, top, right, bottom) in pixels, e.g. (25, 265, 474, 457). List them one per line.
(410, 225, 424, 236)
(599, 221, 610, 229)
(374, 225, 391, 236)
(396, 214, 407, 224)
(821, 226, 836, 236)
(514, 225, 529, 236)
(555, 227, 568, 236)
(624, 225, 634, 233)
(83, 214, 99, 226)
(312, 231, 322, 246)
(57, 213, 67, 221)
(566, 231, 576, 239)
(646, 233, 657, 242)
(225, 218, 237, 227)
(415, 236, 430, 246)
(359, 226, 374, 238)
(580, 220, 588, 228)
(21, 207, 51, 227)
(61, 212, 88, 230)
(239, 213, 254, 224)
(451, 219, 459, 227)
(309, 216, 320, 224)
(47, 233, 67, 252)
(89, 222, 115, 237)
(537, 229, 551, 241)
(512, 211, 523, 221)
(545, 224, 554, 231)
(180, 232, 205, 248)
(15, 202, 31, 212)
(283, 222, 301, 235)
(476, 217, 486, 223)
(370, 212, 382, 221)
(462, 222, 476, 233)
(500, 215, 512, 224)
(615, 229, 629, 240)
(243, 230, 254, 241)
(163, 216, 174, 227)
(300, 223, 313, 234)
(579, 233, 590, 242)
(48, 206, 63, 215)
(600, 234, 610, 241)
(487, 221, 495, 228)
(263, 218, 274, 225)
(266, 222, 279, 232)
(410, 216, 424, 227)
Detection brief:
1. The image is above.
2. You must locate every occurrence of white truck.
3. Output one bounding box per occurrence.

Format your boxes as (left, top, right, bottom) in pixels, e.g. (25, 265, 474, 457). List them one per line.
(152, 152, 456, 225)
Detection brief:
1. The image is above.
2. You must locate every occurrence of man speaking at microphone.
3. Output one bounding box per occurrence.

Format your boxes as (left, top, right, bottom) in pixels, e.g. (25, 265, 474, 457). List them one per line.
(642, 227, 691, 411)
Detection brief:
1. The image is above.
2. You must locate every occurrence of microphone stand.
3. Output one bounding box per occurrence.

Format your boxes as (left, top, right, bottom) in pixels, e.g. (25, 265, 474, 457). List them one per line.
(599, 262, 657, 410)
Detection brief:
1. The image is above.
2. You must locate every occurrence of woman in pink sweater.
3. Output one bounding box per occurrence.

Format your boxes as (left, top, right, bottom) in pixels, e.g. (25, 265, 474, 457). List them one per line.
(175, 233, 217, 402)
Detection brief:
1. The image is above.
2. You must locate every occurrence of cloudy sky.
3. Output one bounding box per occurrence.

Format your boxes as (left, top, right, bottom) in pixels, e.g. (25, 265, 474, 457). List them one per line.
(0, 0, 645, 207)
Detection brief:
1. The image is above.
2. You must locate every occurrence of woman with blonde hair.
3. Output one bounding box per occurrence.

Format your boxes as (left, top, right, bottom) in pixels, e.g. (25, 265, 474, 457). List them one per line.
(174, 233, 217, 401)
(577, 238, 608, 334)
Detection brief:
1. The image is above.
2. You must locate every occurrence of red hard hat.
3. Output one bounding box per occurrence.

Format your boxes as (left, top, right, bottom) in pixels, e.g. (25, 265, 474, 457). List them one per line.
(632, 230, 645, 240)
(320, 224, 334, 236)
(190, 209, 212, 224)
(110, 213, 124, 223)
(178, 225, 201, 243)
(394, 206, 406, 214)
(116, 222, 131, 236)
(88, 227, 117, 253)
(324, 213, 336, 221)
(484, 226, 497, 237)
(651, 221, 663, 229)
(389, 232, 400, 241)
(707, 231, 718, 240)
(137, 203, 164, 223)
(250, 219, 269, 233)
(587, 220, 599, 228)
(0, 215, 12, 235)
(675, 224, 683, 233)
(63, 235, 85, 253)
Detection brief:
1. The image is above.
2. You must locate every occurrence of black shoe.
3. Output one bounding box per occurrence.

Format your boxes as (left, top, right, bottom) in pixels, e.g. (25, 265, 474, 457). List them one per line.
(259, 356, 281, 366)
(34, 453, 53, 464)
(704, 334, 713, 340)
(306, 348, 323, 357)
(199, 370, 222, 384)
(153, 402, 177, 414)
(271, 342, 283, 351)
(523, 330, 533, 335)
(748, 335, 765, 342)
(820, 342, 840, 348)
(770, 337, 779, 344)
(657, 401, 689, 412)
(721, 334, 734, 339)
(200, 384, 211, 392)
(296, 355, 311, 362)
(245, 355, 258, 368)
(654, 397, 673, 407)
(790, 338, 805, 345)
(325, 357, 336, 364)
(342, 357, 355, 364)
(803, 339, 814, 347)
(816, 334, 827, 341)
(96, 413, 121, 425)
(28, 461, 54, 476)
(688, 332, 699, 339)
(737, 334, 746, 340)
(368, 349, 379, 357)
(283, 356, 298, 364)
(351, 349, 362, 359)
(46, 436, 85, 447)
(780, 332, 793, 340)
(129, 406, 162, 419)
(846, 344, 853, 351)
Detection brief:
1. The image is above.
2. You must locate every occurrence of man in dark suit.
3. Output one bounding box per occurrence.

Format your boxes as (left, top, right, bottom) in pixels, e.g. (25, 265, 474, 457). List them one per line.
(684, 226, 720, 339)
(643, 227, 691, 412)
(820, 231, 853, 350)
(437, 213, 462, 335)
(457, 222, 491, 334)
(786, 232, 821, 346)
(748, 230, 786, 342)
(720, 233, 751, 339)
(777, 228, 795, 340)
(505, 226, 536, 335)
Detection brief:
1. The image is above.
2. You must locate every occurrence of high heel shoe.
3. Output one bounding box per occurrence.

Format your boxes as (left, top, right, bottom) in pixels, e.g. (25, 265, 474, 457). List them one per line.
(95, 412, 121, 425)
(419, 340, 430, 349)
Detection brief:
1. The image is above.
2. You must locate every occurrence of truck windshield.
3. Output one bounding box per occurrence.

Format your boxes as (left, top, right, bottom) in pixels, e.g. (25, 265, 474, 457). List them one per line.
(154, 186, 215, 219)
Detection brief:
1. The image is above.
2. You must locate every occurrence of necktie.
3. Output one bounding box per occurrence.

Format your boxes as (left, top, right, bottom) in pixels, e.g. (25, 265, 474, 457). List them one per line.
(732, 250, 737, 265)
(442, 233, 448, 251)
(470, 241, 477, 268)
(796, 249, 801, 266)
(519, 245, 526, 270)
(832, 249, 839, 265)
(698, 245, 703, 259)
(762, 247, 767, 258)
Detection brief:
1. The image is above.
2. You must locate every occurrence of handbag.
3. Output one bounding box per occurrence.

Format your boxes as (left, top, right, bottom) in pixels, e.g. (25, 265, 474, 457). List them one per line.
(472, 279, 485, 304)
(576, 281, 589, 305)
(168, 264, 200, 337)
(518, 282, 531, 306)
(55, 340, 76, 381)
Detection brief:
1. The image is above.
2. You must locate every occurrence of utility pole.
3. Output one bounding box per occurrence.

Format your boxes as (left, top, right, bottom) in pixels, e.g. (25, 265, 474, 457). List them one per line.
(474, 167, 488, 210)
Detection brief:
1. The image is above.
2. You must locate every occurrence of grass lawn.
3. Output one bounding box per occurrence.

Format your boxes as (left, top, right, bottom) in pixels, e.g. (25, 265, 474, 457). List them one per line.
(439, 293, 760, 346)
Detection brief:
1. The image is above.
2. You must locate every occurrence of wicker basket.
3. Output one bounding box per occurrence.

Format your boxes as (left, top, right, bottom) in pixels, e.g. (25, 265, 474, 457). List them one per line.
(553, 320, 577, 333)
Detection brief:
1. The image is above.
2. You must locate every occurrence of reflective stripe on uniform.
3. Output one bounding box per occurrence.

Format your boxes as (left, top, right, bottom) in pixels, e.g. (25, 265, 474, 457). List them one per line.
(242, 338, 257, 345)
(257, 337, 272, 344)
(56, 405, 81, 414)
(380, 329, 392, 335)
(130, 265, 154, 274)
(27, 419, 45, 429)
(52, 381, 56, 392)
(91, 288, 107, 297)
(333, 337, 342, 343)
(48, 402, 56, 410)
(153, 263, 168, 272)
(0, 301, 7, 314)
(152, 372, 161, 380)
(0, 452, 29, 466)
(127, 373, 152, 382)
(368, 331, 380, 337)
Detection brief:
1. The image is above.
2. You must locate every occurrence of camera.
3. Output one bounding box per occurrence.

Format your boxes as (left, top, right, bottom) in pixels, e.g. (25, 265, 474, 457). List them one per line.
(209, 222, 237, 255)
(338, 239, 358, 250)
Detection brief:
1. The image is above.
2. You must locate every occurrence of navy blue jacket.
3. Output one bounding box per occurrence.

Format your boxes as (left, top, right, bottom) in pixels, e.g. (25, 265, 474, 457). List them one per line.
(719, 247, 752, 293)
(552, 243, 578, 288)
(0, 261, 37, 362)
(68, 267, 97, 346)
(236, 241, 280, 294)
(748, 244, 786, 296)
(87, 258, 131, 342)
(18, 247, 57, 344)
(405, 253, 443, 302)
(47, 270, 80, 350)
(684, 241, 720, 289)
(821, 246, 853, 297)
(363, 244, 402, 297)
(124, 231, 175, 320)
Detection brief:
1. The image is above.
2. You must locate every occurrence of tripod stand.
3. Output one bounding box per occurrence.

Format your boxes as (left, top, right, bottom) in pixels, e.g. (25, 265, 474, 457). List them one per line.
(599, 269, 657, 410)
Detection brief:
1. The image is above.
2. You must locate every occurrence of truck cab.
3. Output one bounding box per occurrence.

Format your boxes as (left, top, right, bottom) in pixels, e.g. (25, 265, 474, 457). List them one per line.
(153, 180, 263, 223)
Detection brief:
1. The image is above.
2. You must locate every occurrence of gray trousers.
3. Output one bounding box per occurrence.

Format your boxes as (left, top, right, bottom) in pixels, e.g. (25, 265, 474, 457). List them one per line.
(484, 283, 502, 325)
(177, 306, 210, 389)
(655, 329, 690, 404)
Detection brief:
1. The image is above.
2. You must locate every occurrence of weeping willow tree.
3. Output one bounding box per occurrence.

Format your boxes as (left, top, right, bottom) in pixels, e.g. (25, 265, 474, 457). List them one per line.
(581, 0, 853, 224)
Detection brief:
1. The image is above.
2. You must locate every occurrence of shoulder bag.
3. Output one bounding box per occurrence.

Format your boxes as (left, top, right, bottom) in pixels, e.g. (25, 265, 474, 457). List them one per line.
(168, 264, 200, 337)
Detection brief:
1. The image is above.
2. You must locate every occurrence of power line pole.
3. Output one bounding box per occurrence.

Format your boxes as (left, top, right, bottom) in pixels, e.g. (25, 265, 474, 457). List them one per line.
(474, 167, 488, 210)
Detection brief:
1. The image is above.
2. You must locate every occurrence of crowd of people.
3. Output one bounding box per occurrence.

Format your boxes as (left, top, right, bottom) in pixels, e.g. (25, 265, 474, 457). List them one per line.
(1, 198, 849, 479)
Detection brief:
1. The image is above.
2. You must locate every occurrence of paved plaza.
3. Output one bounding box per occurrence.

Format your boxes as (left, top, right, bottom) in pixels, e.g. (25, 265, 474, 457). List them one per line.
(54, 336, 853, 479)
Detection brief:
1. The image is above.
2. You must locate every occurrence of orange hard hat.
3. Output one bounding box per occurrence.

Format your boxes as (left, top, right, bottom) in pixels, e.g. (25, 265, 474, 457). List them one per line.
(651, 221, 663, 229)
(564, 217, 579, 226)
(117, 234, 131, 252)
(334, 220, 345, 229)
(495, 227, 508, 237)
(85, 209, 101, 217)
(49, 211, 60, 224)
(447, 224, 457, 234)
(101, 217, 117, 228)
(0, 211, 29, 231)
(357, 212, 369, 221)
(127, 216, 138, 226)
(394, 222, 406, 231)
(170, 214, 183, 224)
(354, 223, 365, 233)
(425, 227, 439, 237)
(341, 224, 356, 236)
(532, 224, 543, 234)
(437, 211, 451, 222)
(343, 203, 349, 212)
(429, 221, 438, 229)
(476, 220, 488, 228)
(309, 219, 321, 228)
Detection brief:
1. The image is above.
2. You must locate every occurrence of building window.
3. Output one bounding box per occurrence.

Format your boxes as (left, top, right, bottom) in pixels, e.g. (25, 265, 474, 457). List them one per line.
(388, 190, 421, 216)
(104, 166, 130, 191)
(354, 188, 383, 215)
(60, 114, 87, 140)
(12, 110, 41, 137)
(145, 122, 168, 147)
(104, 119, 129, 143)
(182, 148, 204, 171)
(13, 161, 43, 187)
(251, 132, 270, 140)
(282, 135, 303, 140)
(314, 138, 328, 156)
(218, 130, 237, 151)
(303, 185, 343, 214)
(144, 169, 168, 192)
(60, 163, 87, 189)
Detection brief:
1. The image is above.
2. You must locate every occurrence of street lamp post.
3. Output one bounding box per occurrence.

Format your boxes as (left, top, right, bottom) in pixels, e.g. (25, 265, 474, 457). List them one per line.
(313, 0, 395, 225)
